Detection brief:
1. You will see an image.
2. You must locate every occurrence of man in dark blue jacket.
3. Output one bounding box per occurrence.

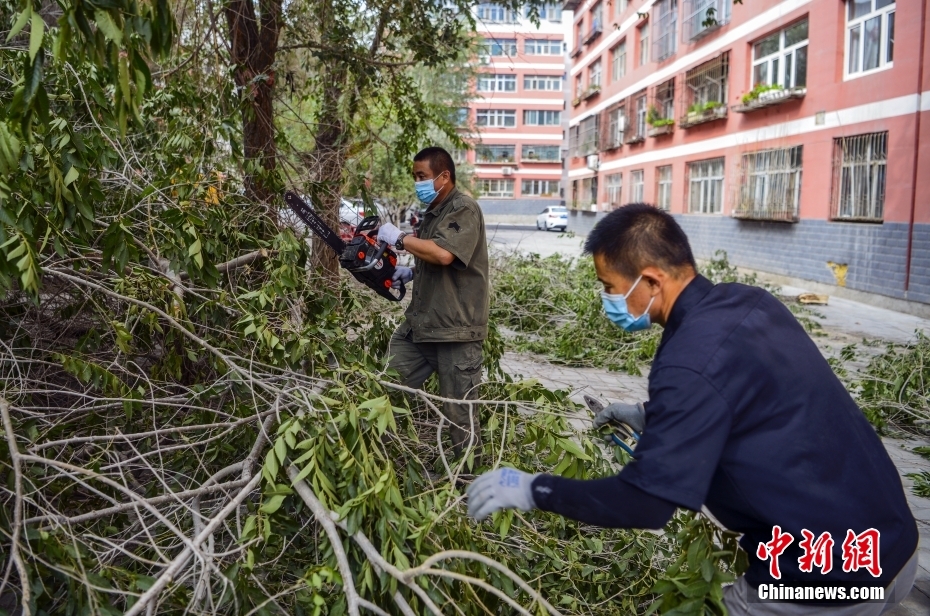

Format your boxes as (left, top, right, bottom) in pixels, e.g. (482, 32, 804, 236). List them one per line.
(467, 204, 918, 614)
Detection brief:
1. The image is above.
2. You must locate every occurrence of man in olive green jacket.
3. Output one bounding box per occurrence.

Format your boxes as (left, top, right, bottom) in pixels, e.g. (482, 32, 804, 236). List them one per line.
(377, 147, 489, 463)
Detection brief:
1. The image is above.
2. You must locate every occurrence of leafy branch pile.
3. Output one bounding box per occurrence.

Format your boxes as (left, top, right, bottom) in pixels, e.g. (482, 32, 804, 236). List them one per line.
(855, 332, 930, 431)
(0, 1, 750, 615)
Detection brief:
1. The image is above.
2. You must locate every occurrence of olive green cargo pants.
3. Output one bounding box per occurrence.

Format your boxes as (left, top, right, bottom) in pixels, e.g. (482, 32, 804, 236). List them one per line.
(387, 326, 483, 460)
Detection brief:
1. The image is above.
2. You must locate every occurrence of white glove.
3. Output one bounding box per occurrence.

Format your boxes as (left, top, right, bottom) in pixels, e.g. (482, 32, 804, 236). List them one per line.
(593, 401, 645, 432)
(391, 266, 413, 289)
(377, 222, 402, 246)
(467, 468, 539, 521)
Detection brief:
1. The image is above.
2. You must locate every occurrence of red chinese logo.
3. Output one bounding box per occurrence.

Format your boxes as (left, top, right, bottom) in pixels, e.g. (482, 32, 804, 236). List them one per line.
(758, 527, 882, 579)
(798, 530, 834, 574)
(757, 525, 795, 579)
(841, 528, 882, 578)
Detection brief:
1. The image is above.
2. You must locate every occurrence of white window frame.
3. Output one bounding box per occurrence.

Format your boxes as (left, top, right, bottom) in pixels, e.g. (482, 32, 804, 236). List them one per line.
(476, 144, 516, 164)
(589, 59, 602, 88)
(635, 94, 647, 139)
(844, 0, 895, 80)
(476, 109, 516, 127)
(524, 75, 563, 91)
(752, 19, 809, 89)
(688, 157, 725, 214)
(477, 4, 517, 23)
(607, 173, 623, 207)
(527, 3, 562, 22)
(578, 114, 599, 156)
(525, 39, 562, 55)
(615, 0, 628, 18)
(479, 179, 515, 198)
(639, 23, 650, 66)
(657, 165, 673, 210)
(524, 110, 562, 126)
(611, 41, 627, 82)
(521, 179, 561, 197)
(477, 74, 517, 92)
(522, 144, 561, 162)
(606, 105, 625, 148)
(630, 169, 645, 202)
(479, 38, 518, 58)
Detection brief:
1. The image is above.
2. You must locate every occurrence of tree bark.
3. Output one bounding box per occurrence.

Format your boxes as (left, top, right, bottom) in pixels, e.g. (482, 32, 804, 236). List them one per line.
(224, 0, 281, 204)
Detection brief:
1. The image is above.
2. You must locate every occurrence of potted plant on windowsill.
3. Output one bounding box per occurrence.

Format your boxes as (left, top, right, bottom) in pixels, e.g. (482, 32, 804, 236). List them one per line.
(647, 105, 675, 136)
(582, 84, 601, 100)
(572, 96, 581, 107)
(735, 83, 805, 112)
(685, 101, 726, 126)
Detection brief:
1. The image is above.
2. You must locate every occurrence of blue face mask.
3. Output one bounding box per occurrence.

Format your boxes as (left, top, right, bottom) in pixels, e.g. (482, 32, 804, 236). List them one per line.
(601, 275, 655, 332)
(415, 177, 439, 205)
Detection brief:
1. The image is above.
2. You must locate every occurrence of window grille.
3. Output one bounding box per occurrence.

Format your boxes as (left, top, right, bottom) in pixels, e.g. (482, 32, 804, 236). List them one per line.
(629, 93, 647, 140)
(630, 170, 645, 202)
(680, 53, 729, 127)
(525, 39, 562, 55)
(524, 75, 562, 91)
(477, 74, 516, 92)
(589, 60, 602, 88)
(846, 0, 895, 77)
(650, 78, 675, 122)
(611, 41, 627, 81)
(602, 104, 626, 149)
(523, 110, 561, 126)
(569, 125, 581, 157)
(578, 114, 600, 156)
(479, 179, 515, 198)
(734, 146, 803, 222)
(752, 19, 808, 89)
(522, 145, 560, 161)
(584, 3, 604, 44)
(574, 177, 598, 209)
(476, 109, 516, 127)
(476, 144, 516, 164)
(653, 0, 678, 61)
(831, 132, 887, 221)
(522, 180, 560, 197)
(683, 0, 731, 41)
(656, 165, 673, 209)
(688, 157, 725, 213)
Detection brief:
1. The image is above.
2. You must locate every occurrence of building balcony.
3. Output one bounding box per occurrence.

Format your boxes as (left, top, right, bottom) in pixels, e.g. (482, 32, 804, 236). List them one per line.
(733, 86, 806, 113)
(581, 84, 601, 101)
(582, 21, 603, 45)
(647, 121, 674, 137)
(570, 44, 583, 59)
(680, 103, 727, 128)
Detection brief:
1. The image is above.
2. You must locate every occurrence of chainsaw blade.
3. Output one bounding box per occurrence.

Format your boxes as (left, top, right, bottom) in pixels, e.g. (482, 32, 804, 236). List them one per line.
(284, 191, 346, 254)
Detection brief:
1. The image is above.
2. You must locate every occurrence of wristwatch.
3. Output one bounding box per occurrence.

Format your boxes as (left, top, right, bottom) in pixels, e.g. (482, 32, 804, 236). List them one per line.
(395, 232, 408, 251)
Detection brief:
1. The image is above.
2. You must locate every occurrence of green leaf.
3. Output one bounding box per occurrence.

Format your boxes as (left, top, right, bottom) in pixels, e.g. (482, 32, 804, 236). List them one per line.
(556, 437, 592, 462)
(94, 10, 123, 44)
(7, 8, 31, 41)
(274, 437, 286, 464)
(188, 238, 201, 257)
(259, 494, 287, 514)
(63, 166, 79, 186)
(29, 11, 43, 62)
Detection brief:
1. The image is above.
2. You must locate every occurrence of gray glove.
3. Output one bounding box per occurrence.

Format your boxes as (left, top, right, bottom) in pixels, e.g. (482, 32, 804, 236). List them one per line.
(377, 222, 402, 246)
(467, 468, 539, 521)
(391, 266, 413, 289)
(593, 402, 645, 433)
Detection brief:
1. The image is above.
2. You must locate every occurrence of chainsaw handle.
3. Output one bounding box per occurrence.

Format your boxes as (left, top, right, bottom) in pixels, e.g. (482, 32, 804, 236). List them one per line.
(373, 278, 405, 302)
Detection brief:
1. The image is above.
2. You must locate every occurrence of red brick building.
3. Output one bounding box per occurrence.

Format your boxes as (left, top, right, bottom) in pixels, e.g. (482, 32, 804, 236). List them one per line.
(563, 0, 930, 308)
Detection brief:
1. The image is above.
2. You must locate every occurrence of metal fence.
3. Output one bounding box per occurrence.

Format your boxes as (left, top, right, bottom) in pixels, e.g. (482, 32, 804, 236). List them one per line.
(600, 103, 626, 150)
(680, 53, 729, 126)
(831, 132, 888, 221)
(682, 0, 731, 41)
(733, 146, 803, 222)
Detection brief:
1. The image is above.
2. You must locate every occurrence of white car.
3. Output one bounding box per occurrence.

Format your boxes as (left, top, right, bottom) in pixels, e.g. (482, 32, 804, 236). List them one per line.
(536, 206, 568, 232)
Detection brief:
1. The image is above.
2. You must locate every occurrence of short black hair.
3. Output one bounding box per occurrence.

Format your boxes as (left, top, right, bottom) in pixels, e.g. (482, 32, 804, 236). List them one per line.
(413, 147, 456, 184)
(584, 203, 697, 279)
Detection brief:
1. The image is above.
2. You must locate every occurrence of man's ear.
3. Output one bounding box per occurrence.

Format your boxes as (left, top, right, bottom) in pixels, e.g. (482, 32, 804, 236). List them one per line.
(641, 266, 666, 293)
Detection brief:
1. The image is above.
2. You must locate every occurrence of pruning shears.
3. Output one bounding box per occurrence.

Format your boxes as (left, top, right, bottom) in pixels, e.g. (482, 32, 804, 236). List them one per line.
(583, 394, 641, 456)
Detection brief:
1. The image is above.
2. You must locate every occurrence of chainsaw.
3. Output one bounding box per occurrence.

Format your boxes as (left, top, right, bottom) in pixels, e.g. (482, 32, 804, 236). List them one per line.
(283, 191, 406, 302)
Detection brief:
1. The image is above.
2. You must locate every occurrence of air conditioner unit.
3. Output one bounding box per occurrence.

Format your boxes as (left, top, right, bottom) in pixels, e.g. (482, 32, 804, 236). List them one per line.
(502, 167, 514, 176)
(586, 155, 599, 171)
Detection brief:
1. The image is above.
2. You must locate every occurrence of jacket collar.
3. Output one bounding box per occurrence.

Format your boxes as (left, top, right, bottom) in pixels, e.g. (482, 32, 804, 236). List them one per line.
(425, 186, 459, 216)
(661, 274, 714, 343)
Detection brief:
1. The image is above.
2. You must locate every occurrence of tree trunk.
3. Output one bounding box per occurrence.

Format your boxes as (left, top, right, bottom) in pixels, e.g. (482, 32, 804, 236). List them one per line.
(225, 0, 281, 204)
(308, 69, 350, 283)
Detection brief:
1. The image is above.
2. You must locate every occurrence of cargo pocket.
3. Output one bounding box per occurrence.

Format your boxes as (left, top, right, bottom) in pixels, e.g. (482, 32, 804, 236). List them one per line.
(453, 345, 483, 396)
